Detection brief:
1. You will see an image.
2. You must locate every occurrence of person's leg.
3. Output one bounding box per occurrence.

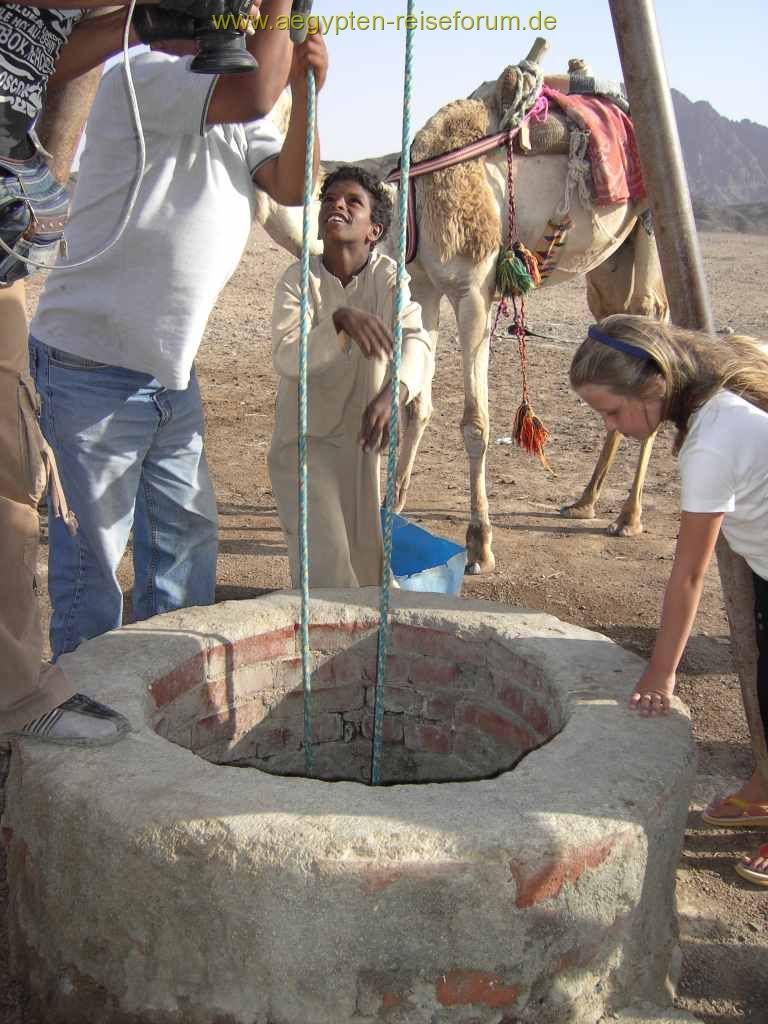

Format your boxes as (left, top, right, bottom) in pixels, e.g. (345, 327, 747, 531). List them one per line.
(131, 368, 218, 619)
(703, 572, 768, 825)
(268, 436, 358, 588)
(753, 571, 768, 789)
(736, 579, 768, 882)
(0, 305, 124, 745)
(0, 284, 72, 728)
(31, 338, 153, 657)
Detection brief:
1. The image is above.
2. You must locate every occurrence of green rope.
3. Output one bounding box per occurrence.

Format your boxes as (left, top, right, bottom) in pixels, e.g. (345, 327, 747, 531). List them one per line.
(298, 68, 317, 776)
(370, 0, 417, 786)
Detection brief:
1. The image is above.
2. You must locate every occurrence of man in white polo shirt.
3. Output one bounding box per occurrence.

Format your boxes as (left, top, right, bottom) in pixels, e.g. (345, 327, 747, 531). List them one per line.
(29, 25, 327, 667)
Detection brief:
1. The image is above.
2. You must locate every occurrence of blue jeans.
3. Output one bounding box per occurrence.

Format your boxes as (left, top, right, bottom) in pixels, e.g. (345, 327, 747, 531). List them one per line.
(29, 337, 218, 659)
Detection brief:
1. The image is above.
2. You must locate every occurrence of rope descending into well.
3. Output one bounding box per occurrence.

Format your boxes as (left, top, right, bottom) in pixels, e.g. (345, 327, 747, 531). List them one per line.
(370, 0, 417, 786)
(298, 68, 317, 776)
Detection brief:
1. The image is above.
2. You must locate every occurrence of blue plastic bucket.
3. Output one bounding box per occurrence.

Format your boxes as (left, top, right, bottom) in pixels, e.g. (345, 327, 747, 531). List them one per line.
(381, 512, 466, 595)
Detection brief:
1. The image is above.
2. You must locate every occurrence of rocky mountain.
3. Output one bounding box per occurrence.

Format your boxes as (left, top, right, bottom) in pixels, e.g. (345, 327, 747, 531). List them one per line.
(672, 89, 768, 206)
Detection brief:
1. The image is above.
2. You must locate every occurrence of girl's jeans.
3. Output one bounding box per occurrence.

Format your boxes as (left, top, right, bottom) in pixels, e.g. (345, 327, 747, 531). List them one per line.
(30, 336, 218, 659)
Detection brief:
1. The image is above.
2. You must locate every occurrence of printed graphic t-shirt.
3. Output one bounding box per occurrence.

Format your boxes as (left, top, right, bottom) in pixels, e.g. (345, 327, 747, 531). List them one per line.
(0, 5, 84, 158)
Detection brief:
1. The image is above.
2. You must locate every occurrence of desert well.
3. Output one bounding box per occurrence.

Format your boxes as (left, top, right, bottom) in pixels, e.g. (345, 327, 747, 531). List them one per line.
(3, 589, 696, 1023)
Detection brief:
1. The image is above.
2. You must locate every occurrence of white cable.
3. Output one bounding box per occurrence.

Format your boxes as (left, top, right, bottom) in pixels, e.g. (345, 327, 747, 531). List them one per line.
(0, 0, 146, 272)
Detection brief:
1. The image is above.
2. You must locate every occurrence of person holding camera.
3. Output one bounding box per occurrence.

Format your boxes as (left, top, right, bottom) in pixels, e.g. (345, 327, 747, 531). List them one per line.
(28, 14, 326, 669)
(0, 0, 283, 746)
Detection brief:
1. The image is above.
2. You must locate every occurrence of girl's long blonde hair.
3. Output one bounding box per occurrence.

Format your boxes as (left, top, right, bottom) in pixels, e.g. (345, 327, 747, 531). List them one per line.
(569, 314, 768, 451)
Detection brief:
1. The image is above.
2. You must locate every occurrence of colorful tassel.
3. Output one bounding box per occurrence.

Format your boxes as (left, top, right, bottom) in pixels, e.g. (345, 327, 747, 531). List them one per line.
(513, 399, 554, 473)
(496, 241, 542, 298)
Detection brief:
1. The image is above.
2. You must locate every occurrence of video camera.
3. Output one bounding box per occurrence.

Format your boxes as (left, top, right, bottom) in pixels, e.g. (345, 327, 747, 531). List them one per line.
(139, 0, 315, 75)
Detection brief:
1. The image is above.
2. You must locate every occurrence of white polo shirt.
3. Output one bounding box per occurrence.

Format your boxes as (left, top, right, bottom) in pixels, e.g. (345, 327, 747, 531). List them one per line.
(31, 51, 282, 389)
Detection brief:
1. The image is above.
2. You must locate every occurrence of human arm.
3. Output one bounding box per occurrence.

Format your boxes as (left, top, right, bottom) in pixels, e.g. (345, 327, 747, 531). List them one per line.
(359, 382, 407, 453)
(630, 510, 723, 715)
(358, 270, 433, 452)
(47, 10, 143, 89)
(250, 29, 326, 204)
(205, 0, 293, 124)
(272, 263, 355, 380)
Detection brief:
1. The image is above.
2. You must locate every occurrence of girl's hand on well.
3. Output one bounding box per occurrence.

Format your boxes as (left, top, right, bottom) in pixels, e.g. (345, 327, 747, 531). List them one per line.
(629, 668, 676, 717)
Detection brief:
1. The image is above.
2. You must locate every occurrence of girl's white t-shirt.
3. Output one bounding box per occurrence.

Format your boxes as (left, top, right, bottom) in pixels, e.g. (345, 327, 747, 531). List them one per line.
(679, 388, 768, 580)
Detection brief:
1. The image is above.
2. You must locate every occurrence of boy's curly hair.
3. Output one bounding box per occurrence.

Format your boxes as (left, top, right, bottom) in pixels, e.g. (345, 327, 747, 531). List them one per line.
(319, 165, 393, 244)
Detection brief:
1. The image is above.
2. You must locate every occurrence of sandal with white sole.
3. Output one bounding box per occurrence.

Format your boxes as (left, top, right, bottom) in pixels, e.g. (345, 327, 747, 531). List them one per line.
(11, 693, 129, 748)
(701, 794, 768, 828)
(734, 844, 768, 887)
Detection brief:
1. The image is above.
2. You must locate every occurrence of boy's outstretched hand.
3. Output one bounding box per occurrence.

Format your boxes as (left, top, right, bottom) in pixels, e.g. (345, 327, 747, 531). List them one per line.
(333, 307, 393, 360)
(359, 383, 407, 453)
(289, 26, 328, 92)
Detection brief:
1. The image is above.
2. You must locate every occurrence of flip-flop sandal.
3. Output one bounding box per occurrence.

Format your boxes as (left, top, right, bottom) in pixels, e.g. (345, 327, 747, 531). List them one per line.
(11, 693, 129, 748)
(734, 844, 768, 887)
(701, 795, 768, 828)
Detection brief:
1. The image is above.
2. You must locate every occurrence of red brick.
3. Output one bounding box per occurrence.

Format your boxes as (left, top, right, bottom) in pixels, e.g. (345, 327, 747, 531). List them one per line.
(436, 970, 521, 1008)
(194, 700, 270, 744)
(308, 620, 378, 652)
(237, 628, 297, 664)
(206, 629, 296, 678)
(382, 992, 401, 1009)
(408, 657, 459, 687)
(309, 713, 343, 744)
(508, 835, 627, 908)
(255, 725, 301, 756)
(462, 705, 535, 750)
(524, 695, 552, 735)
(392, 624, 486, 666)
(283, 684, 363, 713)
(404, 722, 452, 755)
(313, 649, 373, 685)
(361, 713, 404, 745)
(498, 686, 525, 715)
(424, 695, 460, 723)
(150, 651, 206, 708)
(375, 684, 423, 714)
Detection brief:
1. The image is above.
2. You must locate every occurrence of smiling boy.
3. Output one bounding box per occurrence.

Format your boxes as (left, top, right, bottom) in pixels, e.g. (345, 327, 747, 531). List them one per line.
(268, 165, 433, 588)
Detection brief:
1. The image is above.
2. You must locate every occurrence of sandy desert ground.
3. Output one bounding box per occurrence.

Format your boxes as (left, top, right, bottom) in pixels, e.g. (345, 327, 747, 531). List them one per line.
(1, 227, 766, 1023)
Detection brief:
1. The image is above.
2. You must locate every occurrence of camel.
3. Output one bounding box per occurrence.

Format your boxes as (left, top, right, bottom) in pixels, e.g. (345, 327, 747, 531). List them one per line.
(254, 56, 669, 574)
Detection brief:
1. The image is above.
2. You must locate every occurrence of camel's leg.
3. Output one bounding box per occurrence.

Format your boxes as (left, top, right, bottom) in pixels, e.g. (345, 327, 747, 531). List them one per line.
(609, 432, 656, 537)
(451, 289, 494, 575)
(394, 285, 439, 513)
(560, 430, 622, 520)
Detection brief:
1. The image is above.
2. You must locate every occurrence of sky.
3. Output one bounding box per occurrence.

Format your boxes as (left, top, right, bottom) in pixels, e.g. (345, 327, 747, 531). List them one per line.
(311, 0, 767, 159)
(102, 0, 766, 162)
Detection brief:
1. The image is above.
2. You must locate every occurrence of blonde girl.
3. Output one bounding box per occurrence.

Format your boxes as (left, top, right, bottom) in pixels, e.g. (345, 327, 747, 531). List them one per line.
(570, 313, 768, 887)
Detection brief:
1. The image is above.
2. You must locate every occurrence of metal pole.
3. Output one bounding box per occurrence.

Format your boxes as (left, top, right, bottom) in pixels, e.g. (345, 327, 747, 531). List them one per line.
(608, 0, 768, 788)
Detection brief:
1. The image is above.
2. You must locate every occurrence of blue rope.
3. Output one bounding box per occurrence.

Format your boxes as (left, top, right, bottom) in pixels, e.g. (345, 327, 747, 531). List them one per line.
(370, 0, 417, 786)
(299, 68, 317, 776)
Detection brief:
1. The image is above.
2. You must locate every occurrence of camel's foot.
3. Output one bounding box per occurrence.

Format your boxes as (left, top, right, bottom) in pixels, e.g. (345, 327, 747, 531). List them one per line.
(465, 523, 495, 575)
(608, 515, 644, 538)
(559, 501, 597, 521)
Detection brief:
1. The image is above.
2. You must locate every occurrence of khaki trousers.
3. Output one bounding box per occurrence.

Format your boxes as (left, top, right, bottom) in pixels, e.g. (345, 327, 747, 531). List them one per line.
(0, 281, 73, 729)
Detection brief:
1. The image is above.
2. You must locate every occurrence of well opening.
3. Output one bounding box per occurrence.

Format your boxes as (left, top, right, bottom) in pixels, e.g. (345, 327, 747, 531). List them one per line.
(151, 618, 566, 784)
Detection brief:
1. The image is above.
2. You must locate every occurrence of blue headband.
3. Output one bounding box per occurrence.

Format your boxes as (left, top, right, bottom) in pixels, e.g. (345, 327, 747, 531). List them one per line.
(587, 324, 651, 361)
